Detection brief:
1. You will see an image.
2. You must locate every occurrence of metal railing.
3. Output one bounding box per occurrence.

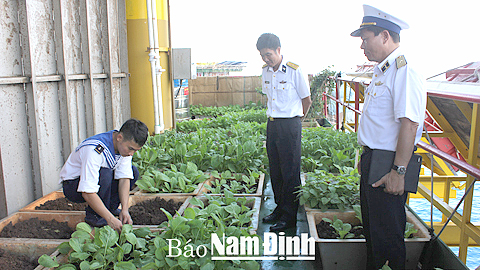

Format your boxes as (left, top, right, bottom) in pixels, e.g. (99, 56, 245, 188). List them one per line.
(323, 76, 480, 264)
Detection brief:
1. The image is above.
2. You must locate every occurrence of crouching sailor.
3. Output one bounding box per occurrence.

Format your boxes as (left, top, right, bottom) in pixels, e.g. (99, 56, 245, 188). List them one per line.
(59, 119, 148, 231)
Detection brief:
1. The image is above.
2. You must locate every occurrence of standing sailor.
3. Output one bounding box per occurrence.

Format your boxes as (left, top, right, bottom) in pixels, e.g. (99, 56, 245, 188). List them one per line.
(256, 33, 312, 232)
(351, 5, 427, 269)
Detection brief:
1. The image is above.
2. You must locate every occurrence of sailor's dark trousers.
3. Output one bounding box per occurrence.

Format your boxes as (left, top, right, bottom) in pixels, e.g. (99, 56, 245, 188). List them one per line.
(266, 116, 302, 223)
(360, 147, 408, 270)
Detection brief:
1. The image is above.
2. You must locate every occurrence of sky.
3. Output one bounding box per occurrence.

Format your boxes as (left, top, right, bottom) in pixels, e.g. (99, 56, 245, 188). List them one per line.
(169, 0, 479, 79)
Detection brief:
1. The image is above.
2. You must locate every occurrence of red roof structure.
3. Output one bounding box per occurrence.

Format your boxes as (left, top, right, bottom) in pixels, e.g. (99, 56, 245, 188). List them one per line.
(445, 62, 480, 83)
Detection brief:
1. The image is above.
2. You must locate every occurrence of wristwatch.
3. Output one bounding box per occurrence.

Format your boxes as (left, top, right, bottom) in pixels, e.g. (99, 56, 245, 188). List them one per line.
(392, 164, 407, 175)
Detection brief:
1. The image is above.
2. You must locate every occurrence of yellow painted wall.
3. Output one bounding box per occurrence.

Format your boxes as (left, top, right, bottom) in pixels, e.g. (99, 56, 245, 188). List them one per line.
(126, 0, 174, 133)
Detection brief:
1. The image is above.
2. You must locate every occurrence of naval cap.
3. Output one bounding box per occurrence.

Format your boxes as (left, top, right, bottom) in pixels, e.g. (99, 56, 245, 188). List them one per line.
(351, 4, 409, 37)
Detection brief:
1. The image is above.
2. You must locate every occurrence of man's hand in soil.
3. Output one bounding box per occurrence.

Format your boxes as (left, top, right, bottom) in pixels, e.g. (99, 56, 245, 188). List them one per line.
(82, 192, 124, 232)
(119, 209, 133, 225)
(107, 216, 124, 232)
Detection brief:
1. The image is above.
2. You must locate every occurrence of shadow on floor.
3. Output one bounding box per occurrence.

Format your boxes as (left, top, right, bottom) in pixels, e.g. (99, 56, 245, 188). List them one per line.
(258, 175, 321, 270)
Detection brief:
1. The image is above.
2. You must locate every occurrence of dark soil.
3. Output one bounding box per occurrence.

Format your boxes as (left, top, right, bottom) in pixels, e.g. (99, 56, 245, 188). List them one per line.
(316, 220, 364, 239)
(0, 218, 74, 239)
(209, 177, 259, 194)
(35, 197, 87, 211)
(130, 197, 183, 225)
(0, 248, 38, 270)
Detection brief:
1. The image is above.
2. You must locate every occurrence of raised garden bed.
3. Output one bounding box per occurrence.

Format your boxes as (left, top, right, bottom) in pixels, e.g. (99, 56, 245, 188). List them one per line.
(0, 212, 84, 240)
(20, 190, 86, 213)
(0, 212, 83, 269)
(299, 171, 359, 212)
(0, 247, 39, 270)
(307, 208, 430, 270)
(0, 239, 69, 270)
(128, 195, 190, 230)
(187, 195, 261, 234)
(201, 172, 265, 197)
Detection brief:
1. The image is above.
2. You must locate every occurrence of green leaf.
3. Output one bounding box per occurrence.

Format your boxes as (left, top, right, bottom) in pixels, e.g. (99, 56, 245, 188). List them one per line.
(76, 222, 93, 233)
(71, 251, 90, 260)
(114, 261, 137, 270)
(38, 254, 59, 267)
(79, 261, 91, 270)
(200, 262, 215, 270)
(98, 226, 119, 247)
(57, 241, 73, 254)
(125, 232, 138, 245)
(133, 226, 151, 238)
(69, 237, 83, 253)
(161, 208, 173, 221)
(189, 197, 204, 208)
(183, 207, 196, 219)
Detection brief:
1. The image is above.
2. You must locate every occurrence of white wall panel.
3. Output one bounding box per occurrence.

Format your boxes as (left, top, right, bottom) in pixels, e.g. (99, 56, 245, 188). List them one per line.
(0, 0, 131, 217)
(0, 85, 35, 214)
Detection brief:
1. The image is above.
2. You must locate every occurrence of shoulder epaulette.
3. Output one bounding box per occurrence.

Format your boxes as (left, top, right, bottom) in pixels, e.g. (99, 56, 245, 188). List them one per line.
(286, 62, 299, 70)
(395, 55, 407, 69)
(262, 64, 268, 69)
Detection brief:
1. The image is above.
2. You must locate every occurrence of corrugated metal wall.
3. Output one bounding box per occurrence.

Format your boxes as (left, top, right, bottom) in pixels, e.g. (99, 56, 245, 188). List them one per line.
(0, 0, 131, 217)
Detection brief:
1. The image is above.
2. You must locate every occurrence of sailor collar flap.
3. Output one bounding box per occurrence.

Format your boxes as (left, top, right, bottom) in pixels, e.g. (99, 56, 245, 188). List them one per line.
(75, 130, 119, 169)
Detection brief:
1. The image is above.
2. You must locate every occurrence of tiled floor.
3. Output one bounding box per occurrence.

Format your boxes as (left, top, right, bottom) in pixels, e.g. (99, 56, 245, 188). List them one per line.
(258, 175, 320, 270)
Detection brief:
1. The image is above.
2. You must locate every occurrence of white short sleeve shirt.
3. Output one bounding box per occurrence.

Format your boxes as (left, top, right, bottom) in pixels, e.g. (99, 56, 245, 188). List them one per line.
(262, 57, 310, 118)
(59, 145, 134, 193)
(358, 48, 426, 151)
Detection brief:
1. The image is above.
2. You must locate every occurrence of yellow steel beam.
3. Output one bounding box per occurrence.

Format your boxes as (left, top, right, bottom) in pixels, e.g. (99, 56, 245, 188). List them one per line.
(424, 131, 456, 137)
(416, 175, 465, 219)
(418, 151, 449, 176)
(431, 222, 480, 246)
(418, 175, 466, 182)
(344, 122, 355, 133)
(427, 97, 468, 158)
(459, 103, 480, 262)
(454, 100, 473, 124)
(417, 183, 480, 246)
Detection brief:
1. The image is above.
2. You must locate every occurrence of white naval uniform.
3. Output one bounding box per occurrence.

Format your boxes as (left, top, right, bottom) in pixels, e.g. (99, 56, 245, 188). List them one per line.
(59, 140, 133, 193)
(262, 58, 310, 118)
(358, 48, 426, 151)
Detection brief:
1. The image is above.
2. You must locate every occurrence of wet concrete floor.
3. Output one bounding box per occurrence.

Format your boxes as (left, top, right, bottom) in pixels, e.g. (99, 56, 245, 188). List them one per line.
(258, 175, 321, 270)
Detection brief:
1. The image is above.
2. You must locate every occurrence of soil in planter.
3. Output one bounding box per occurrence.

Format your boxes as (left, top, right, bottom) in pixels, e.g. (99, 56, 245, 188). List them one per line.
(35, 197, 88, 211)
(210, 178, 258, 194)
(0, 248, 38, 270)
(0, 218, 74, 239)
(130, 198, 183, 225)
(316, 220, 364, 239)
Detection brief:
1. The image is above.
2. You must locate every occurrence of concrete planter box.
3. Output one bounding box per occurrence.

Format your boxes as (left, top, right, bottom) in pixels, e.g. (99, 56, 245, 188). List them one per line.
(187, 196, 261, 234)
(128, 195, 191, 230)
(307, 208, 430, 270)
(200, 173, 265, 197)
